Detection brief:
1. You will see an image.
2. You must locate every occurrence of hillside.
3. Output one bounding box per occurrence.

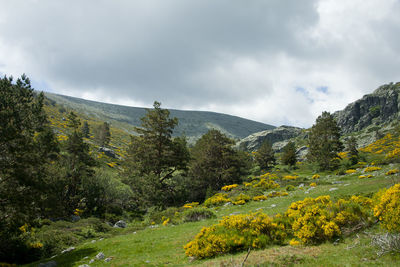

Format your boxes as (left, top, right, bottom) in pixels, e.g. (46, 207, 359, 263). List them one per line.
(44, 92, 275, 143)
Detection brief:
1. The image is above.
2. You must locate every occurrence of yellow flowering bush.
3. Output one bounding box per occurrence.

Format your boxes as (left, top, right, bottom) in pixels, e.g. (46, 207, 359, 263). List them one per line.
(373, 184, 400, 232)
(221, 184, 239, 191)
(364, 166, 382, 172)
(345, 169, 357, 174)
(312, 174, 320, 179)
(359, 175, 367, 179)
(253, 195, 268, 201)
(289, 239, 300, 246)
(162, 218, 170, 226)
(252, 178, 280, 189)
(285, 195, 372, 244)
(385, 169, 399, 176)
(232, 194, 251, 205)
(183, 202, 199, 209)
(204, 193, 231, 207)
(337, 151, 349, 159)
(283, 175, 298, 180)
(184, 213, 286, 258)
(310, 183, 317, 187)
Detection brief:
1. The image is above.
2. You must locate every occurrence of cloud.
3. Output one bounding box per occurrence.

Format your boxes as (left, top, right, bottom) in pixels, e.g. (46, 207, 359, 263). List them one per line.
(0, 0, 399, 128)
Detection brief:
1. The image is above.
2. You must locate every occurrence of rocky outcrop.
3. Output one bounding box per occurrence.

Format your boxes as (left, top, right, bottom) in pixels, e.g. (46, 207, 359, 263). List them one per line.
(334, 82, 400, 134)
(237, 126, 303, 151)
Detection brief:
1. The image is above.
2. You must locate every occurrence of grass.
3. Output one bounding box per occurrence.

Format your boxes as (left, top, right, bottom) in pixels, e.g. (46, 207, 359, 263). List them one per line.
(27, 161, 400, 267)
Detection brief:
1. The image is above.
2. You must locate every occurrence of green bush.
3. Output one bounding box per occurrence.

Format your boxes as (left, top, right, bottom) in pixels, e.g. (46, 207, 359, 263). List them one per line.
(182, 208, 216, 222)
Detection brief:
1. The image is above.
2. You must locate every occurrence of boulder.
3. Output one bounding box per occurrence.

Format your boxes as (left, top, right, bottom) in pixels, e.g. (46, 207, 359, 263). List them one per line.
(236, 126, 303, 151)
(98, 147, 119, 159)
(61, 247, 75, 254)
(113, 220, 127, 228)
(38, 261, 57, 267)
(95, 252, 105, 260)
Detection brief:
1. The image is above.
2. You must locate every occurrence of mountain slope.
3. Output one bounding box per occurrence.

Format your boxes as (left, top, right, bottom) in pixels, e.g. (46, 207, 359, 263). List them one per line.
(44, 93, 275, 143)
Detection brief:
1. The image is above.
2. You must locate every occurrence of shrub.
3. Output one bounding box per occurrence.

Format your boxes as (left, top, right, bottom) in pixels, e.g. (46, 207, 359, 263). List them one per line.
(184, 213, 286, 258)
(204, 193, 232, 207)
(364, 166, 382, 172)
(386, 169, 399, 176)
(374, 184, 400, 232)
(221, 184, 239, 191)
(310, 183, 317, 187)
(283, 175, 298, 180)
(345, 169, 357, 174)
(252, 178, 280, 189)
(285, 195, 372, 244)
(183, 202, 199, 209)
(182, 208, 216, 222)
(232, 194, 251, 205)
(253, 195, 268, 201)
(285, 185, 295, 192)
(312, 174, 320, 179)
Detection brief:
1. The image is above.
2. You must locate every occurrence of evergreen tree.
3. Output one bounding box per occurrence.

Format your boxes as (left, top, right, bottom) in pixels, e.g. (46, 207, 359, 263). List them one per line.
(0, 75, 58, 262)
(281, 141, 297, 167)
(307, 111, 343, 170)
(189, 129, 250, 201)
(255, 140, 275, 170)
(82, 121, 90, 138)
(123, 101, 190, 207)
(95, 121, 111, 147)
(346, 136, 359, 165)
(62, 112, 96, 214)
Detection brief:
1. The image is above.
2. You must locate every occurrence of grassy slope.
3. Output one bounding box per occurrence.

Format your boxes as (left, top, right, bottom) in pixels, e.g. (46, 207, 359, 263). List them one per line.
(44, 92, 275, 143)
(29, 163, 400, 267)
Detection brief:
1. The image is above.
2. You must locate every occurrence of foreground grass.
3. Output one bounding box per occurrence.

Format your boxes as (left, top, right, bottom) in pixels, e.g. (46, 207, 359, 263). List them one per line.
(29, 164, 400, 266)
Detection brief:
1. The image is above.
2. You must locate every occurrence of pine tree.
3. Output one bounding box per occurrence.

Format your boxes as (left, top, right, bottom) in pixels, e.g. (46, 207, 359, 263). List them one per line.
(255, 140, 276, 170)
(346, 136, 358, 165)
(281, 141, 297, 166)
(189, 129, 249, 201)
(82, 121, 90, 138)
(124, 101, 189, 207)
(95, 121, 111, 147)
(0, 75, 59, 261)
(307, 111, 343, 170)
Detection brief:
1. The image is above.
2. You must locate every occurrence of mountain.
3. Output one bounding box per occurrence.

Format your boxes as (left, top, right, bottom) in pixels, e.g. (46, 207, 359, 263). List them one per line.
(333, 82, 400, 134)
(44, 92, 275, 143)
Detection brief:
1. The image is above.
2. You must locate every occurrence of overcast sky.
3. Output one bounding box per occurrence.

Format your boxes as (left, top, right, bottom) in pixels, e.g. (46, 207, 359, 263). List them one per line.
(0, 0, 399, 127)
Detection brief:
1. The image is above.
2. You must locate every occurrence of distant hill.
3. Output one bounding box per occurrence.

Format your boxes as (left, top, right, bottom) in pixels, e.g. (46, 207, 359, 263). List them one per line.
(44, 93, 275, 143)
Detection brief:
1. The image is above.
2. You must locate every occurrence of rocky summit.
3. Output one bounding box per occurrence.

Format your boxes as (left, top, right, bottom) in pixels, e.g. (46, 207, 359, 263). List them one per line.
(334, 82, 400, 134)
(236, 126, 303, 151)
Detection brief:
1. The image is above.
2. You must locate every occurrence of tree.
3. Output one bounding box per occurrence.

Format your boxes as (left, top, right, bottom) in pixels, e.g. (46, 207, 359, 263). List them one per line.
(346, 136, 358, 165)
(254, 140, 276, 170)
(307, 111, 343, 170)
(95, 121, 111, 147)
(189, 129, 250, 201)
(82, 121, 90, 138)
(123, 101, 190, 207)
(0, 75, 58, 262)
(281, 141, 297, 167)
(60, 112, 96, 214)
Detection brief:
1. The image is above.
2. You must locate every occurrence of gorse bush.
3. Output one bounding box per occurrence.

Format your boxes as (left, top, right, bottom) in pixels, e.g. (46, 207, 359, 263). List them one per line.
(184, 213, 286, 258)
(374, 184, 400, 232)
(204, 193, 231, 207)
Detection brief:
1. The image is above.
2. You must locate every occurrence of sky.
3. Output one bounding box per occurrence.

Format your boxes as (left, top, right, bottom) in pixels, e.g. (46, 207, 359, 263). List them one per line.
(0, 0, 399, 128)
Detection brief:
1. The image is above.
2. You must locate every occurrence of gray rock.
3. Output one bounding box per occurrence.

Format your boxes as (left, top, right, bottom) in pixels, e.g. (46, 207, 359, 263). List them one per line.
(78, 265, 90, 267)
(104, 257, 113, 262)
(223, 202, 232, 206)
(89, 259, 95, 264)
(98, 147, 119, 159)
(270, 204, 277, 208)
(71, 215, 81, 222)
(298, 183, 305, 188)
(91, 240, 96, 243)
(113, 220, 127, 228)
(61, 247, 75, 254)
(38, 261, 57, 267)
(95, 252, 105, 260)
(332, 181, 344, 184)
(236, 125, 303, 151)
(334, 82, 400, 134)
(296, 146, 308, 161)
(329, 188, 339, 191)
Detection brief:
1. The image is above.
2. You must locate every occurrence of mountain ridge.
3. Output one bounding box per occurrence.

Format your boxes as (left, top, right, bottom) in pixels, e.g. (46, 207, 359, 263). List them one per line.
(44, 92, 275, 143)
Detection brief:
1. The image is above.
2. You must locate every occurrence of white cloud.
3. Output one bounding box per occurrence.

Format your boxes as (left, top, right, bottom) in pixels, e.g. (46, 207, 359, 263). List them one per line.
(0, 0, 399, 128)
